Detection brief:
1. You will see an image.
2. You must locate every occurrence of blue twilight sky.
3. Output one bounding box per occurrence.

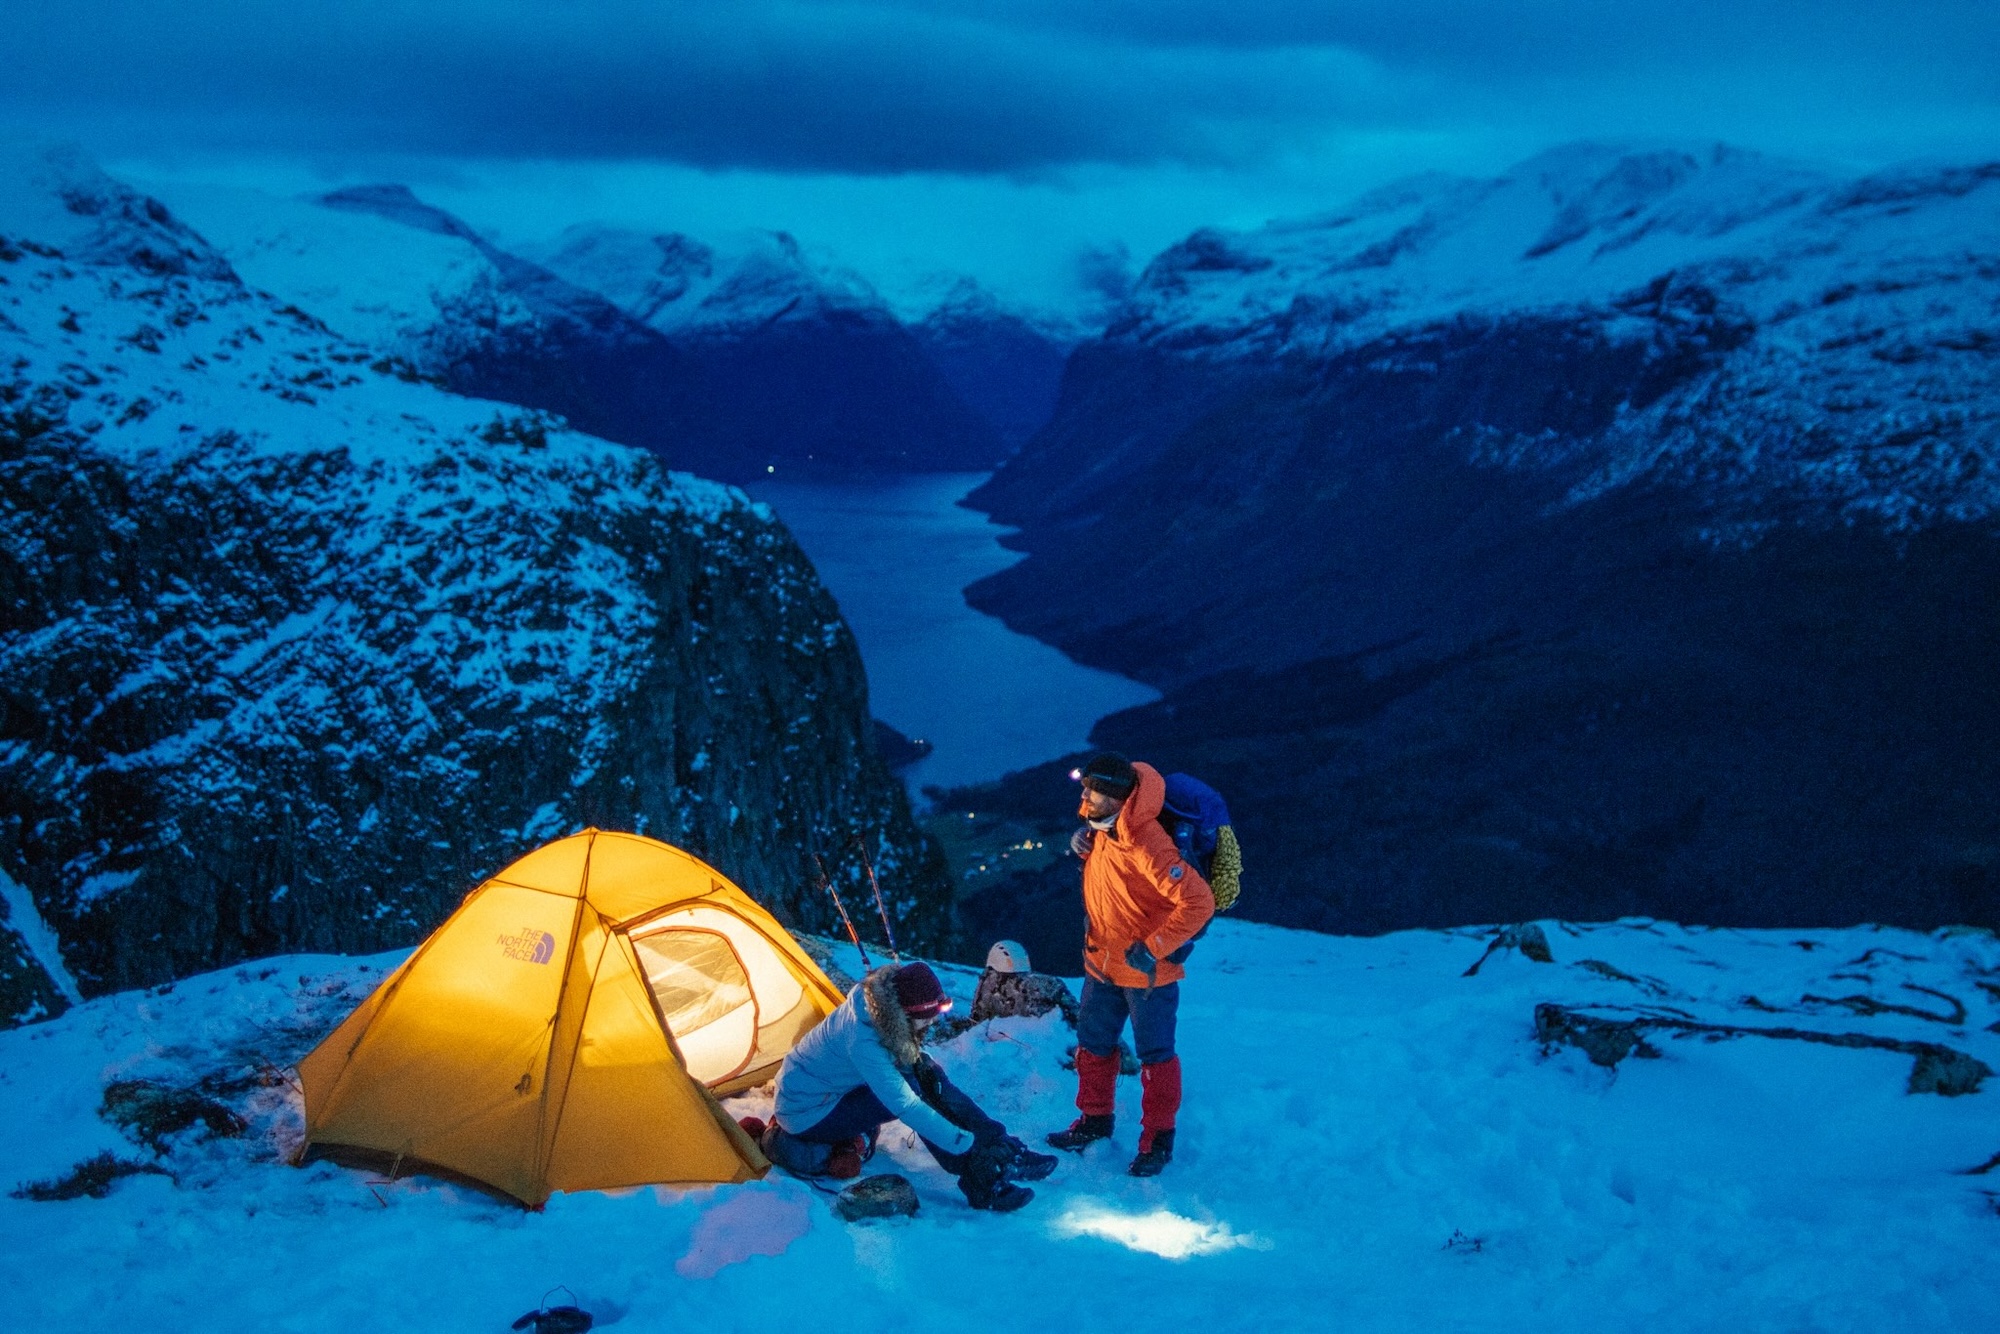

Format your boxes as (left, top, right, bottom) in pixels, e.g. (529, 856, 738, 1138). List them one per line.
(7, 0, 1999, 315)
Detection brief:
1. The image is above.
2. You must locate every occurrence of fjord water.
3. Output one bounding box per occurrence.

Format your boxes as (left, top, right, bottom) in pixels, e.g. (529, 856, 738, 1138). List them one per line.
(750, 474, 1155, 794)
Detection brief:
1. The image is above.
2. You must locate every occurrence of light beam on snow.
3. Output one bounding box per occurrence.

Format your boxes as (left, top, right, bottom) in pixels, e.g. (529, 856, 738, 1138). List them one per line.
(1049, 1201, 1265, 1260)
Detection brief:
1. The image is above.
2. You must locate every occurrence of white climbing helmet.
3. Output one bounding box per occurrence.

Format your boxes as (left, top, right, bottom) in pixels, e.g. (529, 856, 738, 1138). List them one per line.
(985, 940, 1032, 974)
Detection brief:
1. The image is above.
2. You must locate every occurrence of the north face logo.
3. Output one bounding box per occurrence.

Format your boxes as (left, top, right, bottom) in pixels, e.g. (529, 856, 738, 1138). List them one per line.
(498, 928, 556, 964)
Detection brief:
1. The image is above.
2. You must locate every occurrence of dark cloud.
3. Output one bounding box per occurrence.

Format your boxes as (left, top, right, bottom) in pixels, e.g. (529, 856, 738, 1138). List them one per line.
(4, 0, 1998, 173)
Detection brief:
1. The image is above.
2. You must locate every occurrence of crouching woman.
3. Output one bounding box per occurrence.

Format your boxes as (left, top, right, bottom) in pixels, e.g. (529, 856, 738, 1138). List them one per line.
(762, 962, 1055, 1212)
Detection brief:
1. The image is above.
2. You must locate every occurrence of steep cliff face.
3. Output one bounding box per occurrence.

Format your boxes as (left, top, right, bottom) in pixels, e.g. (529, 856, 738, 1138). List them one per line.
(962, 144, 2000, 937)
(0, 144, 952, 1015)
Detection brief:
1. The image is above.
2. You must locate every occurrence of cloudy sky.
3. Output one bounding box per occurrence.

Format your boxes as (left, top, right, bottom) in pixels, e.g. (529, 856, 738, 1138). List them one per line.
(8, 0, 1999, 314)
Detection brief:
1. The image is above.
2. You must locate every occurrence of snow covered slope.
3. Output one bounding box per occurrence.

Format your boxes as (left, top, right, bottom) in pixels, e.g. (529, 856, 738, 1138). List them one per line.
(984, 142, 2000, 536)
(0, 141, 952, 1011)
(525, 225, 888, 339)
(2, 918, 1996, 1330)
(141, 178, 1005, 481)
(142, 178, 698, 470)
(959, 142, 2000, 940)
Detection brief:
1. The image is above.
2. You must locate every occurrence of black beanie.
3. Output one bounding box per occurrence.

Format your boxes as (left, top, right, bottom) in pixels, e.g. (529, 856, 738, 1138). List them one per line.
(1079, 752, 1138, 800)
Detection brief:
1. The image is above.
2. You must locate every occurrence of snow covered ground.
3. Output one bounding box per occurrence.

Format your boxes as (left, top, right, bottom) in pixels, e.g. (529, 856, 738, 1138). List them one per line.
(3, 917, 1997, 1331)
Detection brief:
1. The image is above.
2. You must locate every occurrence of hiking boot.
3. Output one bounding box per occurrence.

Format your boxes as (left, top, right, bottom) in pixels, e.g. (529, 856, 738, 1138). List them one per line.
(825, 1135, 868, 1180)
(1046, 1113, 1114, 1152)
(1128, 1128, 1175, 1177)
(965, 1178, 1035, 1212)
(1004, 1135, 1059, 1182)
(958, 1140, 1036, 1212)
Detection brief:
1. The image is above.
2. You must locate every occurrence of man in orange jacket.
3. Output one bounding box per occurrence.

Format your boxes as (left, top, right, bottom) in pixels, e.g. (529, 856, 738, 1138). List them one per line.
(1046, 752, 1214, 1176)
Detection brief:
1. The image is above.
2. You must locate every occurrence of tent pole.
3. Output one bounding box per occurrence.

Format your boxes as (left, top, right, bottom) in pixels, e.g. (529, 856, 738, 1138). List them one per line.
(814, 852, 873, 971)
(851, 835, 901, 963)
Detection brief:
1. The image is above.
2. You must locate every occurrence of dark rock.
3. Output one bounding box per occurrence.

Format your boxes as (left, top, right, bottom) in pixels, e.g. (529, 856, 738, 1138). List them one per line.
(1534, 1002, 1993, 1094)
(12, 1152, 171, 1201)
(101, 1079, 246, 1154)
(959, 315, 2000, 939)
(835, 1173, 919, 1222)
(1907, 1046, 1991, 1097)
(1463, 923, 1555, 975)
(1534, 1003, 1661, 1067)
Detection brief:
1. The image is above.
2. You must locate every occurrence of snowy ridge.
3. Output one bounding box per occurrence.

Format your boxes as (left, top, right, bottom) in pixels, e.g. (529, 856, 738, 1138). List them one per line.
(524, 223, 891, 339)
(137, 175, 1007, 478)
(1, 918, 1996, 1328)
(1114, 142, 2000, 527)
(140, 180, 552, 366)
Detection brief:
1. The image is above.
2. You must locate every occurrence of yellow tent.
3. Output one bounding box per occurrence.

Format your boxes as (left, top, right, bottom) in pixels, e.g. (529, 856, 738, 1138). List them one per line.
(296, 829, 846, 1207)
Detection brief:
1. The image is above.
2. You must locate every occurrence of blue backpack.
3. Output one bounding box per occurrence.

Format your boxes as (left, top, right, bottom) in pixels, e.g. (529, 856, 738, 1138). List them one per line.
(1161, 772, 1231, 877)
(1157, 773, 1240, 965)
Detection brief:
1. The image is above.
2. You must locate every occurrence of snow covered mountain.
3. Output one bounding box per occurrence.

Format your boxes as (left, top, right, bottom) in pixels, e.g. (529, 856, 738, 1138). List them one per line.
(525, 223, 1007, 477)
(0, 142, 952, 1021)
(147, 185, 1003, 482)
(963, 143, 2000, 939)
(980, 142, 2000, 543)
(910, 278, 1074, 452)
(2, 918, 1996, 1329)
(150, 179, 702, 468)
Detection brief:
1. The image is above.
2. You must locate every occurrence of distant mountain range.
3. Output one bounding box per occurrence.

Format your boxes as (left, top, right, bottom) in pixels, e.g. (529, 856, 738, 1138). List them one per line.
(0, 141, 953, 1023)
(958, 143, 2000, 947)
(148, 181, 1070, 481)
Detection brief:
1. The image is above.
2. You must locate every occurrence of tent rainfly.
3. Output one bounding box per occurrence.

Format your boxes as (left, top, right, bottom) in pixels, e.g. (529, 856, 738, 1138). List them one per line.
(295, 829, 846, 1206)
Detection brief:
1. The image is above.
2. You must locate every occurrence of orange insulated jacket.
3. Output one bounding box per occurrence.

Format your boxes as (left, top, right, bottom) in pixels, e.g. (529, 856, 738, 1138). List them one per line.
(1081, 762, 1215, 987)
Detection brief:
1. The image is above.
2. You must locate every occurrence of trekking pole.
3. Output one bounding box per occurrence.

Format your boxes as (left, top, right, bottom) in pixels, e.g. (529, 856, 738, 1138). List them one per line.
(851, 834, 901, 962)
(814, 851, 873, 971)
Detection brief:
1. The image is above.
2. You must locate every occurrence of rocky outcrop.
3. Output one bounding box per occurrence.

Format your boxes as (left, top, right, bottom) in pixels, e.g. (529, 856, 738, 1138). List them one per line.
(1534, 1003, 1991, 1095)
(0, 143, 953, 1010)
(962, 143, 2000, 936)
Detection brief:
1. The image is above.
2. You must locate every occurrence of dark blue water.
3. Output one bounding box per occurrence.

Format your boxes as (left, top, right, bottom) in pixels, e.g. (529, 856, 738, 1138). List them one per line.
(750, 474, 1156, 794)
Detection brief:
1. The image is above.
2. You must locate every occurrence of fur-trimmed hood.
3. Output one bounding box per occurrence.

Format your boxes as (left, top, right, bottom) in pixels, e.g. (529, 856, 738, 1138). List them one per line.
(859, 965, 924, 1071)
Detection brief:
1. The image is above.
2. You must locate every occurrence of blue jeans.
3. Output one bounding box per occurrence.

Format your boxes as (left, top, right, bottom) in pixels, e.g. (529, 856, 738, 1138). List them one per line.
(792, 1056, 1003, 1173)
(1077, 976, 1179, 1065)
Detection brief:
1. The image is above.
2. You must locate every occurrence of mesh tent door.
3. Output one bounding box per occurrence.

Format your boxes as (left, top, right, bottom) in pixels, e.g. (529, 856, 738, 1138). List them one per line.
(629, 904, 822, 1090)
(632, 928, 758, 1086)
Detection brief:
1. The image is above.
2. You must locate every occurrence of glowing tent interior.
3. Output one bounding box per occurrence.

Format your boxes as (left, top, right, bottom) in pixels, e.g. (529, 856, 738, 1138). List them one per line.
(295, 829, 846, 1206)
